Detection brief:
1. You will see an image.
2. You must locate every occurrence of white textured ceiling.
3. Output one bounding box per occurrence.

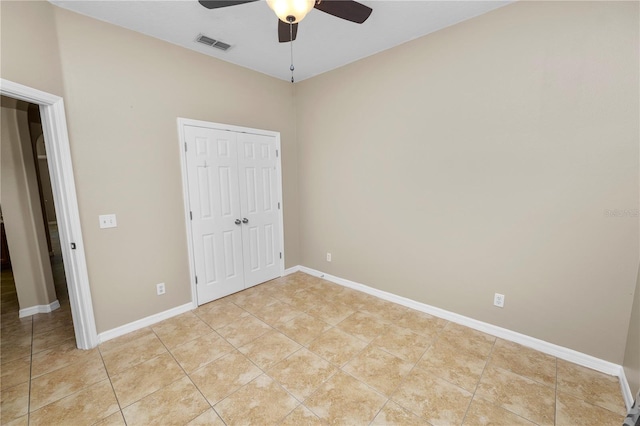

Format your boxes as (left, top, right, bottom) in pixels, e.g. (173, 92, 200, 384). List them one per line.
(50, 0, 512, 82)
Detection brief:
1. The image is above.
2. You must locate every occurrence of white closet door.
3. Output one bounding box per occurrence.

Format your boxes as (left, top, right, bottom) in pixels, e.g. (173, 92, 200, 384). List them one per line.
(185, 126, 245, 304)
(237, 133, 282, 288)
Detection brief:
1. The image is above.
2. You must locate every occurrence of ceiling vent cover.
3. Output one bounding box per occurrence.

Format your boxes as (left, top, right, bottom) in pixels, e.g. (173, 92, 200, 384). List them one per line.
(195, 34, 231, 51)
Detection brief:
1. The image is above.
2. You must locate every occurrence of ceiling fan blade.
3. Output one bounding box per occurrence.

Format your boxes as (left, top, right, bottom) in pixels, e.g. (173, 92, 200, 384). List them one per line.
(278, 20, 298, 43)
(313, 0, 372, 24)
(198, 0, 258, 10)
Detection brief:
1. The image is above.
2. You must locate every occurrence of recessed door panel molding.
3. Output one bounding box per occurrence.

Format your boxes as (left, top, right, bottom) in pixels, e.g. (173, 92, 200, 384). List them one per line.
(180, 119, 284, 306)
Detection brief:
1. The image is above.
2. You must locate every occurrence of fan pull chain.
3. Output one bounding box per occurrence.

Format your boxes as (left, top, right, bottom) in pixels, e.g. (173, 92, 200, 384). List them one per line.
(289, 21, 295, 83)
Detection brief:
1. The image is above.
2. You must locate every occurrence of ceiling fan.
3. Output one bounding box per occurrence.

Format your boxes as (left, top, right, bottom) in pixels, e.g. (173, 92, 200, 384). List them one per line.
(198, 0, 373, 43)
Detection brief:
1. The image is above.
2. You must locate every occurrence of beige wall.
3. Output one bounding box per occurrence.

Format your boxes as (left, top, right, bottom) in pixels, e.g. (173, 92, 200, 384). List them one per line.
(51, 8, 299, 333)
(296, 1, 639, 363)
(1, 1, 300, 333)
(1, 97, 57, 309)
(0, 1, 65, 96)
(624, 266, 640, 398)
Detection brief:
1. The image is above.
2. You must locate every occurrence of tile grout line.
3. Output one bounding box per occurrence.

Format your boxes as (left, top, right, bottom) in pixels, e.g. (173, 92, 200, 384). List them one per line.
(96, 344, 127, 425)
(150, 324, 221, 425)
(460, 334, 497, 425)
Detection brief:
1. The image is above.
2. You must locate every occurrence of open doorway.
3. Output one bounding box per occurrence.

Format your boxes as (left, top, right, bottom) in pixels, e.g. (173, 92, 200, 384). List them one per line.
(1, 96, 76, 356)
(1, 79, 97, 350)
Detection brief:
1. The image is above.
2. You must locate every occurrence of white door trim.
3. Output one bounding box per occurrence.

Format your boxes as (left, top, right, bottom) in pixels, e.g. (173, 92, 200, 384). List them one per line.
(177, 118, 285, 307)
(1, 79, 98, 349)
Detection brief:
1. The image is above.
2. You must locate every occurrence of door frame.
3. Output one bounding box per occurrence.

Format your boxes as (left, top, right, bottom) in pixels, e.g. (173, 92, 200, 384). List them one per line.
(177, 118, 285, 307)
(1, 79, 98, 349)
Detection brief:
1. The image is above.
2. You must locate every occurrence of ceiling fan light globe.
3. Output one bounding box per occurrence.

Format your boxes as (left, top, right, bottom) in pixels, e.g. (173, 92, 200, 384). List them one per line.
(266, 0, 315, 23)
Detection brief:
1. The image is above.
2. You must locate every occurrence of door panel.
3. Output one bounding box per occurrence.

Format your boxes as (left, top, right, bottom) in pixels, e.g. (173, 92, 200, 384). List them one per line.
(237, 133, 282, 287)
(185, 126, 244, 304)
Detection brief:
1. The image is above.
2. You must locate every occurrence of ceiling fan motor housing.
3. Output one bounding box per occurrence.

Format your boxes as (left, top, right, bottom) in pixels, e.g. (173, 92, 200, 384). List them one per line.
(266, 0, 316, 24)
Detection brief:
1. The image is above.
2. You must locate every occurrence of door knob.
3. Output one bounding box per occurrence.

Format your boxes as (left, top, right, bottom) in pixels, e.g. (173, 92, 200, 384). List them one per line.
(235, 219, 241, 225)
(242, 218, 249, 224)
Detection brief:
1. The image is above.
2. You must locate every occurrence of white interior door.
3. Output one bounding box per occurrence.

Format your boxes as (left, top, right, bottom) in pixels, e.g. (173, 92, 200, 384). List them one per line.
(237, 133, 282, 288)
(185, 126, 245, 304)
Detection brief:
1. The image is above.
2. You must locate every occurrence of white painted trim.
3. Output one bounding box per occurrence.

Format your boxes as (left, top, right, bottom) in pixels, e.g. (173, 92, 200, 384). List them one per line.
(176, 118, 285, 307)
(19, 300, 61, 318)
(1, 79, 98, 350)
(284, 266, 301, 276)
(97, 302, 193, 344)
(297, 265, 626, 379)
(620, 366, 635, 411)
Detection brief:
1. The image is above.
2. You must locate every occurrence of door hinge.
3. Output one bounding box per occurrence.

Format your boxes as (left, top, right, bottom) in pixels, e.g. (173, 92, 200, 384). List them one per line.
(278, 202, 280, 210)
(280, 252, 282, 259)
(195, 275, 198, 284)
(190, 211, 193, 220)
(184, 142, 187, 152)
(276, 149, 279, 157)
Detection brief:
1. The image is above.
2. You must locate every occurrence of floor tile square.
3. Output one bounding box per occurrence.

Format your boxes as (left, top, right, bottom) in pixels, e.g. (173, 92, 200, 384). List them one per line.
(1, 382, 29, 423)
(343, 346, 413, 396)
(336, 311, 389, 343)
(393, 367, 472, 426)
(30, 354, 108, 411)
(215, 375, 299, 425)
(371, 400, 429, 425)
(186, 408, 226, 425)
(99, 330, 167, 375)
(32, 325, 76, 354)
(151, 311, 213, 349)
(31, 341, 101, 378)
(0, 356, 31, 390)
(216, 314, 272, 347)
(475, 365, 555, 425)
(396, 309, 448, 339)
(489, 338, 555, 386)
(280, 404, 324, 426)
(307, 327, 368, 366)
(122, 376, 209, 426)
(556, 359, 625, 415)
(170, 332, 234, 373)
(267, 347, 337, 401)
(372, 324, 433, 364)
(194, 301, 249, 330)
(463, 397, 536, 425)
(555, 392, 624, 426)
(238, 330, 301, 370)
(305, 371, 387, 425)
(416, 338, 488, 392)
(94, 411, 126, 426)
(110, 352, 185, 407)
(438, 322, 495, 358)
(306, 302, 356, 325)
(251, 300, 303, 327)
(29, 380, 119, 426)
(277, 313, 332, 345)
(189, 350, 262, 404)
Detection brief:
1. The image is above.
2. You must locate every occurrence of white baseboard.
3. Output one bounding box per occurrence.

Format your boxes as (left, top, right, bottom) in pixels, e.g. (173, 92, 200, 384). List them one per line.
(620, 367, 635, 411)
(97, 302, 193, 344)
(283, 266, 302, 276)
(296, 265, 633, 409)
(19, 299, 60, 318)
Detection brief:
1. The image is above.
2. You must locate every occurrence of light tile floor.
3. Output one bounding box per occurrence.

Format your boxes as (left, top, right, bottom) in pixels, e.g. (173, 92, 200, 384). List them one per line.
(1, 271, 627, 425)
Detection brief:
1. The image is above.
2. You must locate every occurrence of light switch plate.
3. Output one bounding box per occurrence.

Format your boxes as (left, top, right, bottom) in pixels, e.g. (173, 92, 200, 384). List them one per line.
(99, 214, 117, 229)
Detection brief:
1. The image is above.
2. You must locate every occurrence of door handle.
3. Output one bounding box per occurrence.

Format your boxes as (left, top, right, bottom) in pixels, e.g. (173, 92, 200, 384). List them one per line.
(242, 218, 249, 224)
(235, 219, 241, 225)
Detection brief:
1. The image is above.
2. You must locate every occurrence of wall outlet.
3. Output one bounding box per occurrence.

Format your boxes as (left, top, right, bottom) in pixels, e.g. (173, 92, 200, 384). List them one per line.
(99, 214, 117, 229)
(156, 283, 166, 296)
(493, 293, 505, 308)
(326, 252, 332, 262)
